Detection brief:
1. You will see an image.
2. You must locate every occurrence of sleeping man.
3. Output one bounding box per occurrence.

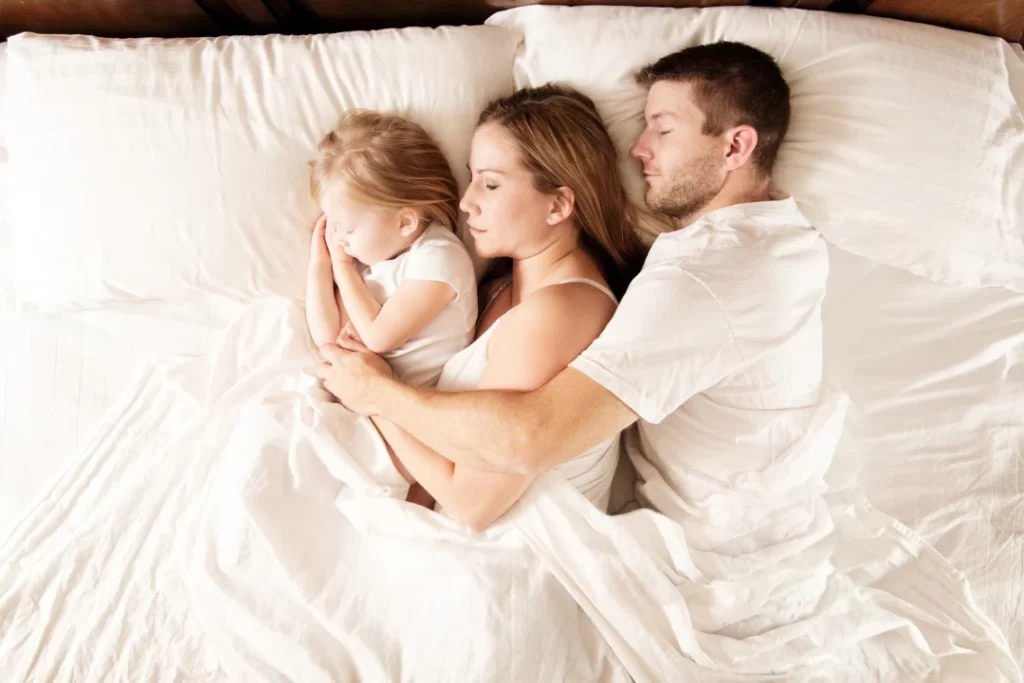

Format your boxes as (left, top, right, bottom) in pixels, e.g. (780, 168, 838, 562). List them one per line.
(315, 40, 828, 513)
(314, 41, 1022, 681)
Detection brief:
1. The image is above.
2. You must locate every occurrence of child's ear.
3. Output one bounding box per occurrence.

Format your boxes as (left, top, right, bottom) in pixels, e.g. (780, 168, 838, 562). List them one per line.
(398, 209, 421, 237)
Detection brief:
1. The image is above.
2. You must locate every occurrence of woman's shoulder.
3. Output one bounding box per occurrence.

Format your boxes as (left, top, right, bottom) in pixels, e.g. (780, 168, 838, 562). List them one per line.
(482, 279, 616, 387)
(496, 279, 616, 352)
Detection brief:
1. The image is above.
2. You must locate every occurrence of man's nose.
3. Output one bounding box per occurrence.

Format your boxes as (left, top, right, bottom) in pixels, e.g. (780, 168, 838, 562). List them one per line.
(631, 135, 651, 160)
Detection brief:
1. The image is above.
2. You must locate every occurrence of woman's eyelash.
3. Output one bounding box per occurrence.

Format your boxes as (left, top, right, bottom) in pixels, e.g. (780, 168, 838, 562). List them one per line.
(485, 184, 498, 191)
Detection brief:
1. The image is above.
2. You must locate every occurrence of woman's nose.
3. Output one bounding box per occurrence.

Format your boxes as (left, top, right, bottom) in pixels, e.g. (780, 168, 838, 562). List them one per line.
(459, 188, 477, 215)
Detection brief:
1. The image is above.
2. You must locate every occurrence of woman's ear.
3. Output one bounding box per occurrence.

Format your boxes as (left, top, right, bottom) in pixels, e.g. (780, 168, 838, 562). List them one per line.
(546, 187, 575, 226)
(398, 208, 422, 237)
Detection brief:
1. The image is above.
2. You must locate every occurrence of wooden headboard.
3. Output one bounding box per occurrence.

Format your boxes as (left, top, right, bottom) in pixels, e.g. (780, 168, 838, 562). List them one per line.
(1, 0, 1021, 44)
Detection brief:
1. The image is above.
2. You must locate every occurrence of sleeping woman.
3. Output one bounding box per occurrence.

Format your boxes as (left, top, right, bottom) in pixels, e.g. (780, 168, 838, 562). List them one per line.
(345, 84, 648, 530)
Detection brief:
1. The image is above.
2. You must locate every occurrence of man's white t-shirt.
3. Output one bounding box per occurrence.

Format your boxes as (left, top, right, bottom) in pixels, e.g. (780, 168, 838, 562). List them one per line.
(570, 195, 828, 504)
(361, 224, 477, 388)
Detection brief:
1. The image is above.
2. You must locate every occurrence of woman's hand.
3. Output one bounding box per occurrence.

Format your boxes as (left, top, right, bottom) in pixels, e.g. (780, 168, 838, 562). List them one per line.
(310, 214, 330, 266)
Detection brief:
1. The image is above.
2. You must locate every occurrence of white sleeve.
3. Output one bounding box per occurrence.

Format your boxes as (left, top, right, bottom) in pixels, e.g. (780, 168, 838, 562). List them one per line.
(401, 233, 474, 302)
(569, 263, 746, 424)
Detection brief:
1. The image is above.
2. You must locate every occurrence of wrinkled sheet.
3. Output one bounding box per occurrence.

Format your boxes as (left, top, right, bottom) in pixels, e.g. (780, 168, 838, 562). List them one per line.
(0, 297, 1017, 681)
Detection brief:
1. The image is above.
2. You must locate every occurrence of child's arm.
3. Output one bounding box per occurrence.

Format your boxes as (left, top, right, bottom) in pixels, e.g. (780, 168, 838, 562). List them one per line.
(305, 215, 345, 348)
(334, 259, 455, 355)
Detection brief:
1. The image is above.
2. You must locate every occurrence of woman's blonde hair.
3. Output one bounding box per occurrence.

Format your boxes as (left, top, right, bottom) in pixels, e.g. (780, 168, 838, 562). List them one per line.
(310, 110, 460, 232)
(477, 84, 649, 297)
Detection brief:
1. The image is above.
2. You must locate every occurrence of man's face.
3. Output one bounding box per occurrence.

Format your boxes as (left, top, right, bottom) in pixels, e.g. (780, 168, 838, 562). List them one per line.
(630, 80, 727, 220)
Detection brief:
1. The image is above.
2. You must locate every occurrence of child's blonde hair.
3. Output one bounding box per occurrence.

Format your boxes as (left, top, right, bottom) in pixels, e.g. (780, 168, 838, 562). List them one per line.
(310, 110, 460, 233)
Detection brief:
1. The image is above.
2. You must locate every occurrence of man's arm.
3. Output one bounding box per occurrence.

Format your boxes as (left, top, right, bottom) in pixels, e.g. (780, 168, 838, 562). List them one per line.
(319, 342, 637, 475)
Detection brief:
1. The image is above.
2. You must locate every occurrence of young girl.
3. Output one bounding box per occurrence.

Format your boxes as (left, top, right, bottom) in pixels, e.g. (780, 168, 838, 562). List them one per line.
(305, 110, 477, 390)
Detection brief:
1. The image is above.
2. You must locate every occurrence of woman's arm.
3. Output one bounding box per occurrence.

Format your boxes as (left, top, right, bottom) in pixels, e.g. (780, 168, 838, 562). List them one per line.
(335, 260, 455, 355)
(373, 283, 617, 532)
(370, 417, 531, 532)
(306, 216, 346, 348)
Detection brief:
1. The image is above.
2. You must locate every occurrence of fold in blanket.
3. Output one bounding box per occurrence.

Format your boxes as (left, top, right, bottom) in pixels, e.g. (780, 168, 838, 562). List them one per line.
(0, 297, 1017, 682)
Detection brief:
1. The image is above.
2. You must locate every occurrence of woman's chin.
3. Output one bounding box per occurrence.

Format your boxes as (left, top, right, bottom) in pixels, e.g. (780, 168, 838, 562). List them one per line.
(470, 240, 497, 260)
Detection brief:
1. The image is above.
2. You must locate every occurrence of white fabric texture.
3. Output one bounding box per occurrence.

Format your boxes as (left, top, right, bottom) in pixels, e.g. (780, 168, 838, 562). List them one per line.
(0, 297, 630, 682)
(0, 296, 244, 538)
(572, 196, 826, 479)
(487, 5, 1024, 292)
(3, 28, 519, 312)
(362, 224, 477, 387)
(822, 245, 1024, 664)
(436, 278, 621, 512)
(0, 296, 1017, 682)
(566, 196, 1019, 679)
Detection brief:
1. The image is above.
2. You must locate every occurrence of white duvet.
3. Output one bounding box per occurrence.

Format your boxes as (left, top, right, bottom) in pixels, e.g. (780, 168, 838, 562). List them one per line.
(0, 298, 1018, 682)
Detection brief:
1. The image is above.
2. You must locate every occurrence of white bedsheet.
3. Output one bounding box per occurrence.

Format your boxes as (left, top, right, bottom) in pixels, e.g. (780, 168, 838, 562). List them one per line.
(4, 246, 1020, 665)
(0, 297, 242, 537)
(0, 296, 1017, 682)
(823, 244, 1024, 662)
(0, 298, 631, 682)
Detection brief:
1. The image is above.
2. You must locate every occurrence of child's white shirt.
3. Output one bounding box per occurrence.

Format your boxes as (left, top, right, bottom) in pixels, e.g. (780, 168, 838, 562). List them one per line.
(360, 224, 478, 387)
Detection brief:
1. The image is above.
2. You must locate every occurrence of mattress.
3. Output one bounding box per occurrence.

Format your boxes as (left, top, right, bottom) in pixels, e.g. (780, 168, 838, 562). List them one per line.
(1, 37, 1022, 666)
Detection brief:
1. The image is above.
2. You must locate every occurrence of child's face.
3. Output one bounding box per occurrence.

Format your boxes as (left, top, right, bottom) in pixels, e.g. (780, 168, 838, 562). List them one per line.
(319, 187, 414, 265)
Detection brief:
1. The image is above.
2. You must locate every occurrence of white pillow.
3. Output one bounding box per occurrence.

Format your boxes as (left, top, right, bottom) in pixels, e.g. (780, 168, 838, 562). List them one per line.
(488, 6, 1024, 293)
(5, 28, 520, 311)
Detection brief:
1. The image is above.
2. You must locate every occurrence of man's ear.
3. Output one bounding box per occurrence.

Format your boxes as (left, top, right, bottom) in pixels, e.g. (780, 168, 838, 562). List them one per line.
(398, 208, 422, 237)
(723, 124, 759, 172)
(546, 187, 575, 226)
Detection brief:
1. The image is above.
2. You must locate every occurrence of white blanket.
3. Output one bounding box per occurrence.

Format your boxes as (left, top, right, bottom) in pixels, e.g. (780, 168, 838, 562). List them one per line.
(0, 298, 1017, 682)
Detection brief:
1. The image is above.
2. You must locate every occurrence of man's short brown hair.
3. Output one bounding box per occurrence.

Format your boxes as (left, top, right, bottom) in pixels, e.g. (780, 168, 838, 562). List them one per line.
(635, 42, 790, 177)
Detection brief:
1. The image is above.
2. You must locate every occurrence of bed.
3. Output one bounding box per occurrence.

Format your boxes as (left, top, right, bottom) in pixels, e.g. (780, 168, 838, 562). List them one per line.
(0, 1, 1022, 679)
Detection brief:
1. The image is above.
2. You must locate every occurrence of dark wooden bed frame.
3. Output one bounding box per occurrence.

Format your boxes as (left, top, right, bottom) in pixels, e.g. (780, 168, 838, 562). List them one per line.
(1, 0, 1021, 44)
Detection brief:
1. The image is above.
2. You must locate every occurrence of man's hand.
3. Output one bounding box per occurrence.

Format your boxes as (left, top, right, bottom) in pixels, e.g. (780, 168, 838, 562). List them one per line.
(315, 337, 393, 416)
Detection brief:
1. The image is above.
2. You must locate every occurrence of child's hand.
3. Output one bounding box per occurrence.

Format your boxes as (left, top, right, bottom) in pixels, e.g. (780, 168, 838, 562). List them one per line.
(310, 214, 330, 265)
(326, 232, 354, 265)
(339, 321, 363, 345)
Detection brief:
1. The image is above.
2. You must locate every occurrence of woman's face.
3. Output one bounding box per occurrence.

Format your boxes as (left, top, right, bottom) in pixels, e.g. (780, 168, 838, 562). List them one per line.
(460, 123, 562, 260)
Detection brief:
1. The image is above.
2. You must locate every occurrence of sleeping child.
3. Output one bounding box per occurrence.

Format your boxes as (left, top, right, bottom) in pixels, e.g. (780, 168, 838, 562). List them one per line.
(305, 109, 478, 390)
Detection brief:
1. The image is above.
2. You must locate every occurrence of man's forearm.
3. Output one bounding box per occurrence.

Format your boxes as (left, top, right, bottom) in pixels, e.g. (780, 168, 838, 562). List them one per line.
(372, 376, 543, 475)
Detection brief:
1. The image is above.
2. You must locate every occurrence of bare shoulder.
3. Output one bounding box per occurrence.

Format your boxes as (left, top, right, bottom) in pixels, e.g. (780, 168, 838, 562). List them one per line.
(491, 282, 616, 363)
